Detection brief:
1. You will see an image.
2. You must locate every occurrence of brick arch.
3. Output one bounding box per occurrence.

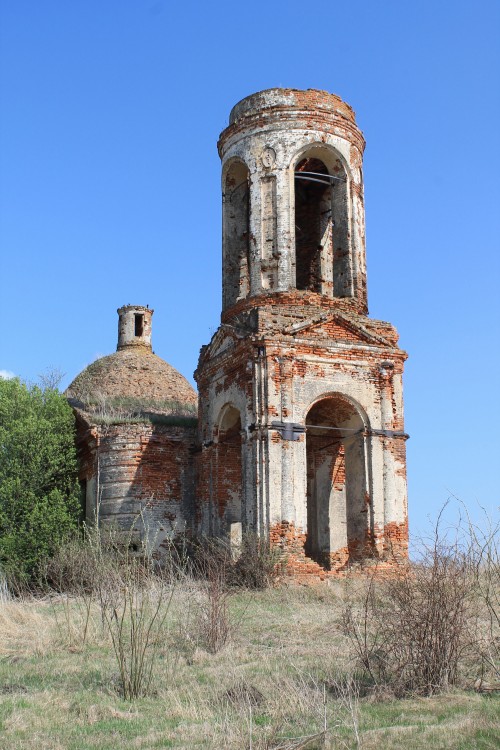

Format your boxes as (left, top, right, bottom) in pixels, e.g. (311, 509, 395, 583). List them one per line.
(305, 393, 368, 570)
(305, 391, 370, 431)
(290, 141, 351, 179)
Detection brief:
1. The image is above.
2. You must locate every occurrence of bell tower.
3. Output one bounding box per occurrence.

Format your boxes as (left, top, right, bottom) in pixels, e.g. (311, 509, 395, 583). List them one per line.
(220, 88, 367, 312)
(196, 89, 408, 574)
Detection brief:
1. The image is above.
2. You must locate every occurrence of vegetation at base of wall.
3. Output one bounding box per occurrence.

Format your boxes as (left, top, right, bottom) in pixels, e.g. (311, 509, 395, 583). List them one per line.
(35, 510, 499, 700)
(0, 377, 81, 586)
(191, 533, 286, 591)
(0, 479, 497, 747)
(231, 533, 288, 589)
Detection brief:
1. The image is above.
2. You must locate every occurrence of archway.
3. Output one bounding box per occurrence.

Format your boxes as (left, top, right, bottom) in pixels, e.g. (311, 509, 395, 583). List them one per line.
(305, 395, 367, 568)
(215, 405, 243, 546)
(293, 147, 350, 298)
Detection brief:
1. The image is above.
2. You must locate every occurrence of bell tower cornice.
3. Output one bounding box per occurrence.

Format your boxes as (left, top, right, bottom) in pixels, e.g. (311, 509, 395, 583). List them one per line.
(218, 88, 366, 158)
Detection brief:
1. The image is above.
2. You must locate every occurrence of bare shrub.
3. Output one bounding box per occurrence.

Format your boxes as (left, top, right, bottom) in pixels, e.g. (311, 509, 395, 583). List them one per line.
(342, 518, 477, 696)
(194, 540, 232, 654)
(45, 534, 102, 595)
(229, 533, 286, 590)
(38, 367, 65, 391)
(341, 576, 387, 688)
(44, 517, 177, 698)
(43, 530, 109, 647)
(44, 523, 126, 642)
(103, 561, 174, 699)
(462, 507, 500, 682)
(188, 533, 286, 655)
(386, 552, 473, 693)
(158, 534, 199, 583)
(83, 520, 178, 699)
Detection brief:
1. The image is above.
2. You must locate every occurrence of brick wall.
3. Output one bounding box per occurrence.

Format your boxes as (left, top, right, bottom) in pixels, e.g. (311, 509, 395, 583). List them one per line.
(74, 415, 196, 549)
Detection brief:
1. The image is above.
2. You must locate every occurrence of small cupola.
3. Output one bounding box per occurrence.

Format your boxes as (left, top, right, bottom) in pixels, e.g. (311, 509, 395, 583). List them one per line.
(117, 305, 153, 351)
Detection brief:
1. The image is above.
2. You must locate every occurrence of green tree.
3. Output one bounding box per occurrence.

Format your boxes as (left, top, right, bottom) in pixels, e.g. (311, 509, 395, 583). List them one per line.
(0, 377, 80, 584)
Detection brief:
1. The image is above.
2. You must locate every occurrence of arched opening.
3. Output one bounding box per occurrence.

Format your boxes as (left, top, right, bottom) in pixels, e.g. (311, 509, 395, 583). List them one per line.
(215, 405, 243, 547)
(295, 157, 330, 293)
(223, 161, 250, 310)
(305, 395, 367, 569)
(294, 148, 350, 298)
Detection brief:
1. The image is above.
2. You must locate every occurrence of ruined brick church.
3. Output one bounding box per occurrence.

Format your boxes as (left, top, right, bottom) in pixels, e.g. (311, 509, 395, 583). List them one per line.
(67, 89, 409, 574)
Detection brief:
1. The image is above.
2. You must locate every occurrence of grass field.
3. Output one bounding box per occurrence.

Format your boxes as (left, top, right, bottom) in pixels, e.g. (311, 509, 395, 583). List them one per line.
(1, 581, 498, 749)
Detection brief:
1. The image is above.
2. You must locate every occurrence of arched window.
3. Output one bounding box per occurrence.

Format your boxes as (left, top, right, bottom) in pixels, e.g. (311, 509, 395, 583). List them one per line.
(305, 395, 367, 569)
(222, 161, 250, 310)
(294, 148, 351, 298)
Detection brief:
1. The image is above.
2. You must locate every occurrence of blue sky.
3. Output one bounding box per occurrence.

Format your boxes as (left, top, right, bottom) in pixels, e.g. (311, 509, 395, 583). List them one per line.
(1, 0, 499, 537)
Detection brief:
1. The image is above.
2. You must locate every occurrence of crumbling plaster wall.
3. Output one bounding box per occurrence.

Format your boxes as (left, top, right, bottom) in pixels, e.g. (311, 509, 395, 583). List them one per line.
(201, 89, 410, 572)
(195, 317, 408, 569)
(262, 342, 408, 562)
(70, 89, 408, 578)
(196, 334, 257, 537)
(219, 89, 367, 312)
(75, 418, 196, 553)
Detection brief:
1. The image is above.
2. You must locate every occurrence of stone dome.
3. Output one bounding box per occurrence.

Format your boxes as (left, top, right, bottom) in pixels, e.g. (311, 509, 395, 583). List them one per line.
(67, 348, 197, 413)
(66, 305, 197, 417)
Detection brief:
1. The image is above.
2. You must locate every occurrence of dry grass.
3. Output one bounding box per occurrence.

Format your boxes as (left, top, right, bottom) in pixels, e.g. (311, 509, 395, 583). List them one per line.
(0, 580, 498, 749)
(0, 599, 56, 658)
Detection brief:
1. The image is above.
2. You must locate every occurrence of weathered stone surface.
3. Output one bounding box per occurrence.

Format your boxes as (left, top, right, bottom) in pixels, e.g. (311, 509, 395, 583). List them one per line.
(69, 88, 409, 577)
(67, 348, 197, 411)
(67, 306, 197, 413)
(74, 418, 196, 549)
(196, 88, 409, 574)
(68, 306, 197, 550)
